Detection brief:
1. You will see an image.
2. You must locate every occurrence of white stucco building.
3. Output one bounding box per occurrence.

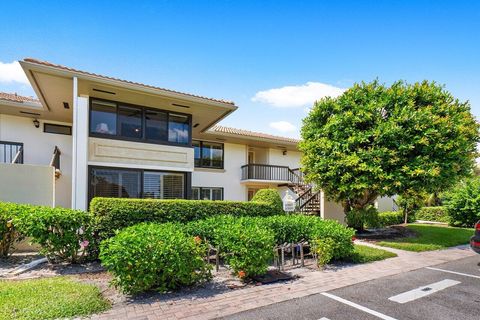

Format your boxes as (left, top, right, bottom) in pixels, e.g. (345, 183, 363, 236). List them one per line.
(0, 58, 395, 223)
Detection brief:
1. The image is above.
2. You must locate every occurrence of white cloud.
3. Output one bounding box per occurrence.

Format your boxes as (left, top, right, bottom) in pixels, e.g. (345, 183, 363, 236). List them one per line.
(269, 121, 297, 133)
(252, 81, 345, 108)
(0, 61, 29, 84)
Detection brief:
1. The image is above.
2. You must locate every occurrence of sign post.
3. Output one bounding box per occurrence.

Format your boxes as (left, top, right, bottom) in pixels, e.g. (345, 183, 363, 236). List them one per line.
(283, 192, 295, 212)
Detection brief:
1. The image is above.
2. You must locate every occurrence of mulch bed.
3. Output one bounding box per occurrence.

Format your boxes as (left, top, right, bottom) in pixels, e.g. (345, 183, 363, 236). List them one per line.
(355, 225, 418, 240)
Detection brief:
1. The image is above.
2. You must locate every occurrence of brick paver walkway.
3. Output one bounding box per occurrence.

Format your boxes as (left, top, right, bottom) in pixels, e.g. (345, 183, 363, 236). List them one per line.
(90, 243, 475, 320)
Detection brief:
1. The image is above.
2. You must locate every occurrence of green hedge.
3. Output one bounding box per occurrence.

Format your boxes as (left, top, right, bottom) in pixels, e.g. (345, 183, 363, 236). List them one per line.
(0, 202, 24, 257)
(377, 211, 406, 226)
(100, 223, 211, 294)
(90, 198, 283, 240)
(0, 202, 93, 262)
(186, 214, 354, 267)
(251, 189, 284, 213)
(415, 207, 449, 223)
(444, 178, 480, 227)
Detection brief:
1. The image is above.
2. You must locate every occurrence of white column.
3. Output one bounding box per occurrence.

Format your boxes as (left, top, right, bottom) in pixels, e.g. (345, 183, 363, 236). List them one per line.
(71, 77, 89, 210)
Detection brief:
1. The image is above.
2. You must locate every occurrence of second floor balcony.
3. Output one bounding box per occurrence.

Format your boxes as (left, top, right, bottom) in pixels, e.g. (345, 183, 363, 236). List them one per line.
(240, 163, 303, 184)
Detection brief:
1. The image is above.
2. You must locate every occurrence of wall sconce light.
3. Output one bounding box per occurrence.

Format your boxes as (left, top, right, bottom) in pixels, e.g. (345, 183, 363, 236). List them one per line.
(33, 119, 40, 128)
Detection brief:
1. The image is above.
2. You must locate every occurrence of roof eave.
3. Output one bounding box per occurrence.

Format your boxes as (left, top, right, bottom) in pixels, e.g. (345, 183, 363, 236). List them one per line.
(19, 59, 238, 111)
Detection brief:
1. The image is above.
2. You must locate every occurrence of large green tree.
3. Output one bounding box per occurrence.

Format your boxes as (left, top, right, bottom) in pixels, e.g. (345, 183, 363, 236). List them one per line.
(300, 80, 479, 227)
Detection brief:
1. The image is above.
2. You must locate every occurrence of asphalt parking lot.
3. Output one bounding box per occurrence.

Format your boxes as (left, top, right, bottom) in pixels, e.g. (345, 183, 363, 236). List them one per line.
(221, 255, 480, 320)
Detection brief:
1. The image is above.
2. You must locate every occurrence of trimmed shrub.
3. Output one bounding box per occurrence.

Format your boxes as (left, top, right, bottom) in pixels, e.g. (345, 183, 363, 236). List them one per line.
(255, 215, 355, 260)
(312, 238, 336, 266)
(217, 219, 275, 278)
(13, 205, 93, 263)
(100, 223, 211, 294)
(444, 178, 480, 227)
(251, 189, 284, 213)
(346, 206, 380, 229)
(186, 214, 354, 269)
(0, 202, 24, 257)
(91, 198, 282, 240)
(186, 216, 275, 277)
(415, 207, 449, 223)
(376, 211, 405, 227)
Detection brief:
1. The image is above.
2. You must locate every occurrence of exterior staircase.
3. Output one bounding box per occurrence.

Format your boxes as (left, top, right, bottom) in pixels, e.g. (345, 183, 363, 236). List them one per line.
(286, 168, 321, 214)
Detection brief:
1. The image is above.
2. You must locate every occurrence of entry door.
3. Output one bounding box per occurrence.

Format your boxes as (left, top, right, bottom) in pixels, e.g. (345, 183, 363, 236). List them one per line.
(247, 188, 258, 201)
(248, 150, 255, 164)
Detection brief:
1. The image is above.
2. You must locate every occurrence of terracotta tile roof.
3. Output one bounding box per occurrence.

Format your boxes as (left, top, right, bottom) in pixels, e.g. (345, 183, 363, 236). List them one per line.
(210, 125, 300, 144)
(0, 92, 39, 104)
(22, 58, 236, 106)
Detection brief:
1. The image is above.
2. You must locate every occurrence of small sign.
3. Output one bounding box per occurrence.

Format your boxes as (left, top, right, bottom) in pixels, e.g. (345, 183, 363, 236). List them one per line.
(283, 193, 295, 212)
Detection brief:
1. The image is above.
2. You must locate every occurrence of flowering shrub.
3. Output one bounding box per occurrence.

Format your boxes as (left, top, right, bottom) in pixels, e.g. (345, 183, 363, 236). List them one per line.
(100, 223, 211, 294)
(0, 202, 24, 257)
(13, 205, 93, 263)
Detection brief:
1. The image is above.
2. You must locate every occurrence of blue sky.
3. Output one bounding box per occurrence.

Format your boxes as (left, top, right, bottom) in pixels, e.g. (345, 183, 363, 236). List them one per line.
(0, 1, 479, 138)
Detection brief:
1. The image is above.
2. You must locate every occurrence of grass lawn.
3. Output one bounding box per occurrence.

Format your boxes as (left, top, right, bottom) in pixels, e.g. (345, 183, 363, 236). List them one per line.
(377, 224, 474, 252)
(0, 276, 110, 320)
(344, 244, 397, 263)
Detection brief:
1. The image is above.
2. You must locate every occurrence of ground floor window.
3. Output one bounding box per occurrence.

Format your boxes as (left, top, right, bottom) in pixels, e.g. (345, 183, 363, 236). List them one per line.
(191, 187, 223, 200)
(89, 166, 188, 202)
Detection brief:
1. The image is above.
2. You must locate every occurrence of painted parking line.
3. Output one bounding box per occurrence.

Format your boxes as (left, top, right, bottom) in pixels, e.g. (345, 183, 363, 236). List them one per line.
(426, 266, 480, 279)
(388, 279, 460, 304)
(318, 318, 331, 320)
(321, 292, 398, 320)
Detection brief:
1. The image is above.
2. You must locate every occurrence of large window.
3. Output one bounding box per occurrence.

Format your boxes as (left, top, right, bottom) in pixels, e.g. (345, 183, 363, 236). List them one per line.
(193, 140, 224, 169)
(89, 167, 187, 202)
(191, 187, 224, 201)
(89, 99, 191, 146)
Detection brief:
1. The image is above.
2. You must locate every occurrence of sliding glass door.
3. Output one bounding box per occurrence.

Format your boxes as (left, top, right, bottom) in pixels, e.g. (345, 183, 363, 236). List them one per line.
(89, 167, 187, 202)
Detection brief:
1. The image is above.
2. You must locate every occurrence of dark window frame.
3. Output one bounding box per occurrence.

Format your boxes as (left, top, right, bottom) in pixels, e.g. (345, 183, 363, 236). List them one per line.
(88, 165, 191, 204)
(89, 97, 193, 147)
(191, 186, 224, 201)
(193, 140, 224, 169)
(43, 123, 72, 135)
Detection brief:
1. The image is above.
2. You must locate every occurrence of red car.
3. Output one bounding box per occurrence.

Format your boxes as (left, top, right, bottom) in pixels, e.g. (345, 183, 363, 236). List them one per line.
(470, 221, 480, 254)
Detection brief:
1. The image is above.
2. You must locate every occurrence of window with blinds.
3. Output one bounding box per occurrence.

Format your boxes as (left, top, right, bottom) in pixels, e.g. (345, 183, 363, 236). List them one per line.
(90, 168, 141, 198)
(143, 172, 185, 199)
(191, 187, 223, 200)
(89, 167, 186, 202)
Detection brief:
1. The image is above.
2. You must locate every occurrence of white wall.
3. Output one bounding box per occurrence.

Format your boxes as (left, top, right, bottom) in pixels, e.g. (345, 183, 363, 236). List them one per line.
(192, 142, 247, 201)
(376, 196, 398, 212)
(0, 163, 55, 206)
(268, 148, 302, 168)
(0, 114, 73, 208)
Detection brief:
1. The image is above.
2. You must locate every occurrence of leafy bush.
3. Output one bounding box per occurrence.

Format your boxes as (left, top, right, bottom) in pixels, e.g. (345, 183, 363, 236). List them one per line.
(376, 211, 406, 227)
(444, 178, 480, 227)
(100, 223, 211, 294)
(346, 206, 380, 229)
(251, 189, 284, 213)
(0, 202, 24, 258)
(186, 214, 354, 272)
(91, 198, 282, 241)
(186, 216, 275, 277)
(312, 237, 336, 266)
(217, 219, 275, 278)
(13, 205, 93, 263)
(255, 215, 355, 260)
(415, 207, 449, 223)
